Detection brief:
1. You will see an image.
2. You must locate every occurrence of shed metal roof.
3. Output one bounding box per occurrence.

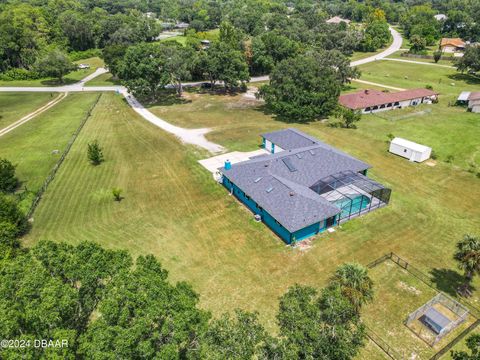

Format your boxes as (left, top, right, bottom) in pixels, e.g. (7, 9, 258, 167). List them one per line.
(458, 91, 471, 101)
(391, 137, 431, 153)
(424, 307, 451, 331)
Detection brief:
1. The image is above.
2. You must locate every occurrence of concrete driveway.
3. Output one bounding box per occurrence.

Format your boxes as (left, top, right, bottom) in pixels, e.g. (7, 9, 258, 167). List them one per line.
(198, 149, 269, 174)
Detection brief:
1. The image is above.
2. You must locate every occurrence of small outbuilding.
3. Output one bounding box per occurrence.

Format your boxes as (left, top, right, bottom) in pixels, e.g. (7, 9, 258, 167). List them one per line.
(421, 308, 451, 334)
(389, 137, 432, 163)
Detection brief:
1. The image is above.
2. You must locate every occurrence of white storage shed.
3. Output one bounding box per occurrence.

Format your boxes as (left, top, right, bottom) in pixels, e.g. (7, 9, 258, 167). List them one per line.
(389, 137, 432, 162)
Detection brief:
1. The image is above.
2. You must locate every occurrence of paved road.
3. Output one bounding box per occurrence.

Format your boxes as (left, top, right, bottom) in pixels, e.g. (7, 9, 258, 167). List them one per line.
(350, 26, 403, 67)
(0, 26, 403, 153)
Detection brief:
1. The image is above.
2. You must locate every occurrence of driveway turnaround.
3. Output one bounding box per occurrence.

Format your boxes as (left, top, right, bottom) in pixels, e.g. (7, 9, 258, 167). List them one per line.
(198, 149, 270, 174)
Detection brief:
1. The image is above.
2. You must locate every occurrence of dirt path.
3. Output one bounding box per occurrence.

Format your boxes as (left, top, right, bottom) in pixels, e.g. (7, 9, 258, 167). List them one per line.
(351, 79, 406, 91)
(0, 92, 68, 137)
(381, 58, 455, 69)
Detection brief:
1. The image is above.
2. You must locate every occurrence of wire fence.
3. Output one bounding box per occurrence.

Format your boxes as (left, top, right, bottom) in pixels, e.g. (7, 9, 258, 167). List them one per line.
(405, 293, 469, 346)
(366, 252, 480, 360)
(429, 319, 480, 360)
(26, 93, 102, 219)
(366, 326, 404, 360)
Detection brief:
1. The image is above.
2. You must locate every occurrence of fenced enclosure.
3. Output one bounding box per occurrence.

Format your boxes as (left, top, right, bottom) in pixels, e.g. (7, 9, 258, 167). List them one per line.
(405, 293, 469, 346)
(363, 252, 480, 360)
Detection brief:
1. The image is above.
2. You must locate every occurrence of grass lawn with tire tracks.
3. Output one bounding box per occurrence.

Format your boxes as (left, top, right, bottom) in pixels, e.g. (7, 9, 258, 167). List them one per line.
(0, 92, 55, 129)
(0, 92, 100, 211)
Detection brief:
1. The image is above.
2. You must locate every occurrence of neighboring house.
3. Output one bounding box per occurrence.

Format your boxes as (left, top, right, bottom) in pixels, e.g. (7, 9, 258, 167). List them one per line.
(434, 14, 447, 21)
(218, 129, 391, 244)
(389, 138, 432, 163)
(440, 38, 466, 53)
(326, 16, 351, 25)
(338, 89, 439, 114)
(456, 91, 480, 113)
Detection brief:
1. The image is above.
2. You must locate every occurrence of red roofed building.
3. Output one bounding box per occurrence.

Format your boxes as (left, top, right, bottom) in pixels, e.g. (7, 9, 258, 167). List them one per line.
(440, 38, 466, 53)
(338, 89, 439, 114)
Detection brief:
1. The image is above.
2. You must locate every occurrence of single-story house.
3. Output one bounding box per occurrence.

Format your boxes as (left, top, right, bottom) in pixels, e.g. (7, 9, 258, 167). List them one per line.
(219, 129, 391, 244)
(440, 38, 466, 53)
(338, 89, 439, 114)
(326, 16, 351, 25)
(389, 137, 432, 162)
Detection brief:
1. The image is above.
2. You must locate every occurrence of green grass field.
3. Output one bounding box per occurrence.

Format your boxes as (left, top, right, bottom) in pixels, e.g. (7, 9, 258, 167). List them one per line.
(85, 72, 121, 86)
(363, 260, 476, 359)
(12, 58, 480, 359)
(0, 92, 55, 129)
(0, 57, 104, 87)
(0, 92, 99, 211)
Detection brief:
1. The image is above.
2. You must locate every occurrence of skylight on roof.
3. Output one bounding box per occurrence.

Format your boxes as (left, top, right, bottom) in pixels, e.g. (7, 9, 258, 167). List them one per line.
(266, 186, 274, 193)
(296, 153, 302, 159)
(254, 177, 262, 183)
(282, 158, 297, 172)
(309, 150, 315, 156)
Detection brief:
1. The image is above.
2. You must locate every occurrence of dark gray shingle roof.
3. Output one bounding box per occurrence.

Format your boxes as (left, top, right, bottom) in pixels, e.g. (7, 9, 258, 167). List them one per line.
(220, 129, 371, 233)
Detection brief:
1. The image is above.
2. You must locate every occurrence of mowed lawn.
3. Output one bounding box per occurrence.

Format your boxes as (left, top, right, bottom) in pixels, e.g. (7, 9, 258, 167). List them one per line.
(85, 72, 121, 86)
(363, 260, 477, 359)
(0, 57, 104, 87)
(0, 92, 55, 129)
(0, 93, 99, 211)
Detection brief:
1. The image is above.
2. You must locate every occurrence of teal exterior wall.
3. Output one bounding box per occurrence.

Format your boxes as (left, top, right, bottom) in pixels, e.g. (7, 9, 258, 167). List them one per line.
(292, 220, 328, 241)
(222, 175, 332, 244)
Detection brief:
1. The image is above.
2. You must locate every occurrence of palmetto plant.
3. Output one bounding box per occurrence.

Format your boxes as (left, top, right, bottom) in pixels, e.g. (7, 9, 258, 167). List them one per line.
(329, 263, 374, 312)
(454, 234, 480, 297)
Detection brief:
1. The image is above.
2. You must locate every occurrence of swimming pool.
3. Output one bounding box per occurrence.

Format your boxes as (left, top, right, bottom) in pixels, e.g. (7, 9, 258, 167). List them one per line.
(334, 195, 371, 219)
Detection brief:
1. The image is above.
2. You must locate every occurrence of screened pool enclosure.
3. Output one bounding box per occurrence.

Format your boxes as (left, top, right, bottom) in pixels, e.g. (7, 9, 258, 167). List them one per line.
(310, 171, 391, 222)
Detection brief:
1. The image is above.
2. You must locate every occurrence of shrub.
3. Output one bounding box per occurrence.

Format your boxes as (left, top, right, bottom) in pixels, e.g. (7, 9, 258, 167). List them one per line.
(445, 155, 455, 163)
(425, 84, 433, 90)
(433, 50, 442, 63)
(0, 68, 41, 81)
(112, 188, 123, 202)
(87, 141, 104, 165)
(430, 150, 438, 160)
(0, 159, 18, 193)
(69, 49, 102, 61)
(0, 193, 28, 236)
